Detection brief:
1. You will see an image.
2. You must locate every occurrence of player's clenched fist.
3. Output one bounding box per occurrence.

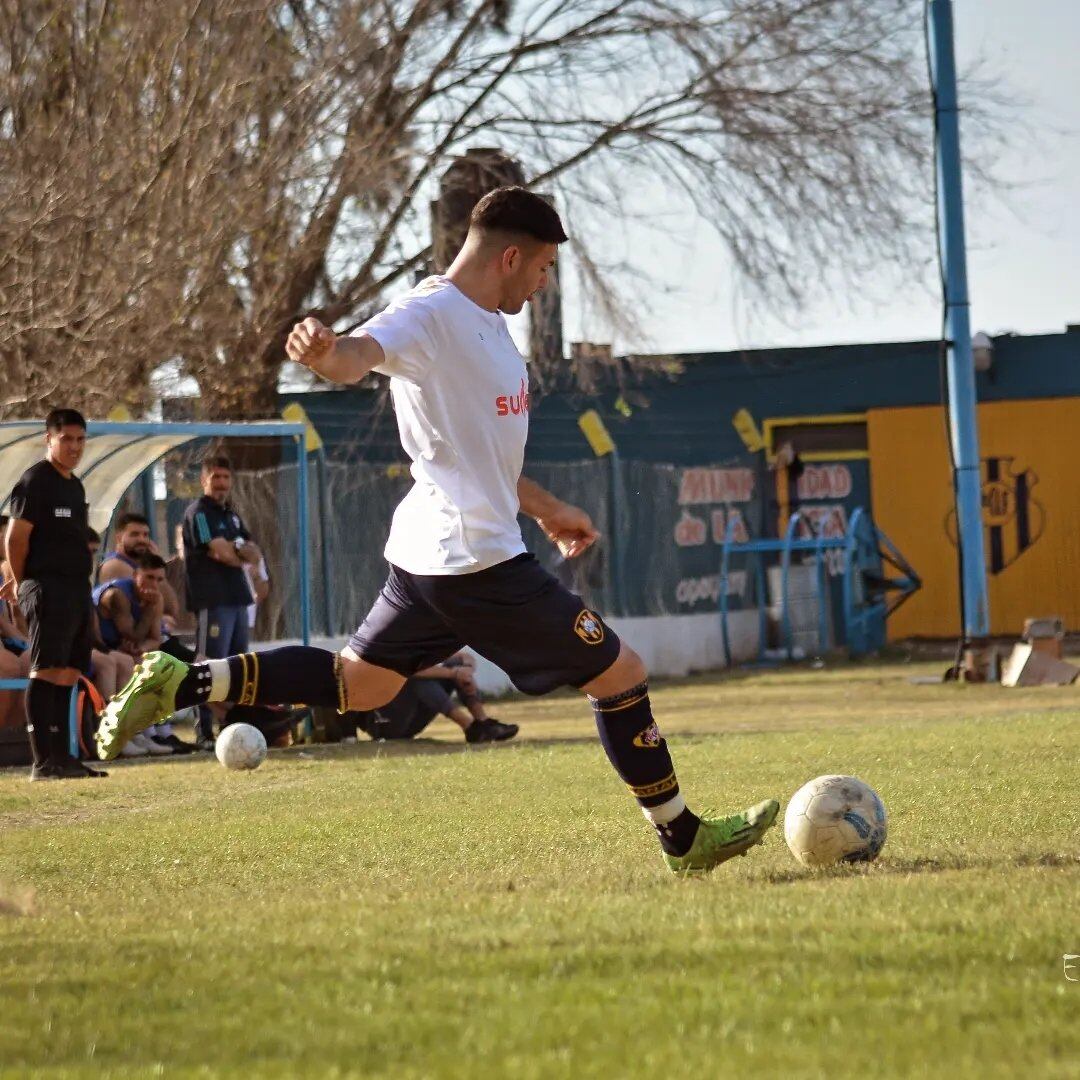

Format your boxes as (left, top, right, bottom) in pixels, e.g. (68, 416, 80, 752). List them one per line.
(286, 317, 336, 367)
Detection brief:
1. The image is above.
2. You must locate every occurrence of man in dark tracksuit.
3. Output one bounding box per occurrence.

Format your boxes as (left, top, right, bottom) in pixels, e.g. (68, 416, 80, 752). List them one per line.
(2, 409, 107, 780)
(181, 455, 261, 749)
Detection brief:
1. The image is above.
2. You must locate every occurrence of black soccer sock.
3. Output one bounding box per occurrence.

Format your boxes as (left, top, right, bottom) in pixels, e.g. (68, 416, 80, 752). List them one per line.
(25, 679, 52, 766)
(175, 646, 345, 711)
(590, 681, 700, 857)
(25, 679, 72, 766)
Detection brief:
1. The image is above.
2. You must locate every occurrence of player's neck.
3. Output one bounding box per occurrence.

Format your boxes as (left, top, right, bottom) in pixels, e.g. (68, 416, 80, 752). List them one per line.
(444, 260, 501, 314)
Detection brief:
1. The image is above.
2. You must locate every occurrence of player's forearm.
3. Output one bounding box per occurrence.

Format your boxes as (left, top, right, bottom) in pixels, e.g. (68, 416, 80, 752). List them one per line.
(5, 535, 28, 585)
(132, 606, 161, 642)
(305, 335, 382, 385)
(207, 539, 244, 567)
(416, 664, 456, 679)
(162, 581, 179, 618)
(108, 603, 137, 641)
(238, 542, 261, 565)
(517, 476, 565, 521)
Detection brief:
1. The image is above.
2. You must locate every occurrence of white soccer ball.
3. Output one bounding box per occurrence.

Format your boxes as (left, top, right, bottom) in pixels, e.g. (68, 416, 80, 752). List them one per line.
(215, 723, 267, 771)
(783, 775, 887, 867)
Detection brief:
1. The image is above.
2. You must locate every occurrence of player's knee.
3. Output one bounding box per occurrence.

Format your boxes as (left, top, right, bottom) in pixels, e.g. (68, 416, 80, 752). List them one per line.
(615, 644, 648, 686)
(340, 654, 405, 712)
(581, 642, 648, 699)
(349, 686, 400, 711)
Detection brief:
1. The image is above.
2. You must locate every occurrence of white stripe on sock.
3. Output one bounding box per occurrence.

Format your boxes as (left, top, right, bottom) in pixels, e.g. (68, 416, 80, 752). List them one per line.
(641, 793, 687, 826)
(206, 659, 230, 702)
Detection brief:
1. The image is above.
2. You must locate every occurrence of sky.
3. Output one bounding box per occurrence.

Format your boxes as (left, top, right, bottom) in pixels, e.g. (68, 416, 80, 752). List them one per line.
(544, 0, 1080, 356)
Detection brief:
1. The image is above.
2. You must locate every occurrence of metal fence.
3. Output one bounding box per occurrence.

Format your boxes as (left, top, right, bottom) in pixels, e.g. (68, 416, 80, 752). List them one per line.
(227, 457, 765, 640)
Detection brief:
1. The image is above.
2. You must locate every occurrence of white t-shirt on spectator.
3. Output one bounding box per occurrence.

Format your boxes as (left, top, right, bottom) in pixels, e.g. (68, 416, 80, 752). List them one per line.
(356, 276, 530, 576)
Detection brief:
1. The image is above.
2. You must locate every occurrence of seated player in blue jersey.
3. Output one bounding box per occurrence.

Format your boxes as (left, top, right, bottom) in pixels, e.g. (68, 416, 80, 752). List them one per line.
(93, 554, 168, 658)
(92, 553, 194, 756)
(97, 512, 181, 637)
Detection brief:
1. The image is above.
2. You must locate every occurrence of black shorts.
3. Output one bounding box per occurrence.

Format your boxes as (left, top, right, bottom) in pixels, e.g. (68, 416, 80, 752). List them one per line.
(348, 554, 621, 696)
(18, 576, 93, 674)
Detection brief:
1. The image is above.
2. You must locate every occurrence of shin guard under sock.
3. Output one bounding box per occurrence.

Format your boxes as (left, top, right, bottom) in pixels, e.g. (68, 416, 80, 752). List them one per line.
(590, 681, 700, 857)
(175, 646, 345, 712)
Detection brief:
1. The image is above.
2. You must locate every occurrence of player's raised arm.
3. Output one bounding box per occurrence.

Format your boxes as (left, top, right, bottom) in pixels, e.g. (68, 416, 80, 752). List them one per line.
(285, 317, 385, 385)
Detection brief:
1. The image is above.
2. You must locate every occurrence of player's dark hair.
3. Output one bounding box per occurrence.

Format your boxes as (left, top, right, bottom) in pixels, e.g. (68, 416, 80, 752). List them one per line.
(136, 553, 167, 572)
(469, 187, 568, 245)
(86, 527, 101, 544)
(116, 512, 150, 531)
(45, 408, 87, 432)
(201, 454, 232, 474)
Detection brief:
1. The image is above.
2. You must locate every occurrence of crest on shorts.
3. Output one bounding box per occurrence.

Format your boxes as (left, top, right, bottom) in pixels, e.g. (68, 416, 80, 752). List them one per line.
(632, 722, 661, 749)
(574, 609, 604, 645)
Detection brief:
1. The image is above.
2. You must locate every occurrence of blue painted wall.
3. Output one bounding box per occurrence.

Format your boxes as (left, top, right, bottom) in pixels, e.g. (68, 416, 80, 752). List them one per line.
(281, 330, 1080, 466)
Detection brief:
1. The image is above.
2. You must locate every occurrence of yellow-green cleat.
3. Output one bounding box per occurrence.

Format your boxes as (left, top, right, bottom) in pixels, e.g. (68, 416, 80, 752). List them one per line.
(664, 798, 780, 874)
(95, 652, 190, 761)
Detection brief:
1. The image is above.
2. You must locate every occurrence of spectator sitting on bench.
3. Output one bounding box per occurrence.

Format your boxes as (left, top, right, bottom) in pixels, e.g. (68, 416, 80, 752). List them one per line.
(94, 552, 167, 656)
(0, 549, 30, 732)
(92, 553, 195, 757)
(86, 526, 134, 723)
(0, 526, 31, 665)
(98, 512, 181, 637)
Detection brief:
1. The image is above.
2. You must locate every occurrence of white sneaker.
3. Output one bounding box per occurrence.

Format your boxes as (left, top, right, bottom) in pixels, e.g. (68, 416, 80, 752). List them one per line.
(133, 732, 172, 756)
(120, 738, 149, 758)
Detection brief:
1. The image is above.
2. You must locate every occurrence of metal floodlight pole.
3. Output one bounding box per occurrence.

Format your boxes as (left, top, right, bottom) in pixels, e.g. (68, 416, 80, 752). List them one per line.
(296, 437, 311, 646)
(928, 0, 991, 644)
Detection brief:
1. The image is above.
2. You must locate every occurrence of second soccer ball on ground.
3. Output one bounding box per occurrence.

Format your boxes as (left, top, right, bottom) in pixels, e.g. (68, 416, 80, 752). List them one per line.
(215, 723, 267, 771)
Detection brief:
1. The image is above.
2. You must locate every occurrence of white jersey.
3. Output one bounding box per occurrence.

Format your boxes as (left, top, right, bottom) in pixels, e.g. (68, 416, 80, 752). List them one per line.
(356, 276, 530, 575)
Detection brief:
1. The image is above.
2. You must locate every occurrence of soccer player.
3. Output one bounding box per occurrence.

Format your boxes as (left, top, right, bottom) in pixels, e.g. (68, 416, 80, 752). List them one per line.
(93, 553, 169, 657)
(97, 187, 777, 871)
(97, 511, 181, 635)
(3, 409, 107, 779)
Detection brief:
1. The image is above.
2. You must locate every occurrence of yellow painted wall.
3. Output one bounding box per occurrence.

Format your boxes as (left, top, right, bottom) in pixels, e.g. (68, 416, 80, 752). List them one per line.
(868, 398, 1080, 638)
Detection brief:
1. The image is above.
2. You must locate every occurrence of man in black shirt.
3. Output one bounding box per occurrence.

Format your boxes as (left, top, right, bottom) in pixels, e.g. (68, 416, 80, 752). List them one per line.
(182, 455, 262, 748)
(2, 409, 106, 779)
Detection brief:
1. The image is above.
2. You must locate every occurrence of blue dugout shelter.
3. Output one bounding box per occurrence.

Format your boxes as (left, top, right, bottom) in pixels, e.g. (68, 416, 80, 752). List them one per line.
(0, 420, 312, 709)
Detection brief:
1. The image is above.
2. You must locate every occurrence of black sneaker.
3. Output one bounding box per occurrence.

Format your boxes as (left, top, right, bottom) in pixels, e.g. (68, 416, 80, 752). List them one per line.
(465, 718, 519, 744)
(31, 758, 108, 780)
(63, 758, 108, 778)
(152, 732, 197, 755)
(195, 735, 216, 753)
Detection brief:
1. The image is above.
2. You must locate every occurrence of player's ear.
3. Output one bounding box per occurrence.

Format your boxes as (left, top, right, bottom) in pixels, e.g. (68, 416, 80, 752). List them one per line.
(501, 244, 520, 274)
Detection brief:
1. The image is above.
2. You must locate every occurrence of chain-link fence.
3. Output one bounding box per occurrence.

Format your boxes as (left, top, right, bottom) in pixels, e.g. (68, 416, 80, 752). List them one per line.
(224, 456, 764, 639)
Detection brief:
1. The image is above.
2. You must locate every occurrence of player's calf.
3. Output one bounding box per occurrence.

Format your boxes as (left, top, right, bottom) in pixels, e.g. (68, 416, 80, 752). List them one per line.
(165, 645, 403, 713)
(588, 677, 703, 859)
(585, 649, 778, 872)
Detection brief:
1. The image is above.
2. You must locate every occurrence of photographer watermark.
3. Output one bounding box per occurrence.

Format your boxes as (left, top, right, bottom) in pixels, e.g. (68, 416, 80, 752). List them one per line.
(1065, 954, 1079, 982)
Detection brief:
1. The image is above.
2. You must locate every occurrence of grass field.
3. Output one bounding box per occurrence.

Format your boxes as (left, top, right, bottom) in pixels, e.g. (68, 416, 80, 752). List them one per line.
(1, 660, 1078, 1078)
